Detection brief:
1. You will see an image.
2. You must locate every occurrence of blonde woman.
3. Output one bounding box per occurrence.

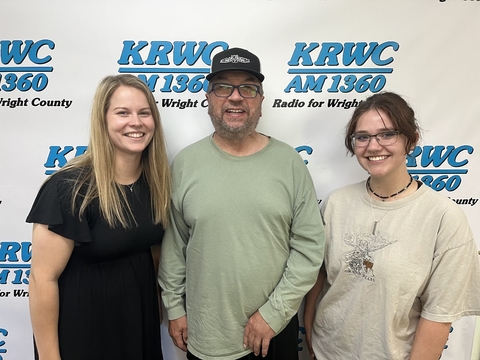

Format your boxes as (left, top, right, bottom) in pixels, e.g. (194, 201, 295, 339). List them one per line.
(27, 74, 170, 360)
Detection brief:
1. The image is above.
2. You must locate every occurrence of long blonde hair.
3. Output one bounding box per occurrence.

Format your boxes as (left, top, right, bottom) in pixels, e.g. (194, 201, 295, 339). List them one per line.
(59, 74, 171, 228)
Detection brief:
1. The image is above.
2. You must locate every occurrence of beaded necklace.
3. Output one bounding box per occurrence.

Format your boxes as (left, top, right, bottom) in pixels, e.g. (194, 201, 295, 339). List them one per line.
(367, 175, 413, 201)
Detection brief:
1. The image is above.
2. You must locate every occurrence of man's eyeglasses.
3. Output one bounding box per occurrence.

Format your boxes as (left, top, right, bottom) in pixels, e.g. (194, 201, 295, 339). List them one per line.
(351, 131, 400, 147)
(209, 83, 261, 99)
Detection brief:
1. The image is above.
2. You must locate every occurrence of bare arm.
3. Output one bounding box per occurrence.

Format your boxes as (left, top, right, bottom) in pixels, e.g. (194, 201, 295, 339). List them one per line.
(409, 317, 451, 360)
(303, 267, 326, 360)
(29, 224, 74, 360)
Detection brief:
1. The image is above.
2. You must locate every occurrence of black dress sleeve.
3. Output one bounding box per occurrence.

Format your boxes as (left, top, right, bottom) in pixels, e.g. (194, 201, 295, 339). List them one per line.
(26, 170, 92, 244)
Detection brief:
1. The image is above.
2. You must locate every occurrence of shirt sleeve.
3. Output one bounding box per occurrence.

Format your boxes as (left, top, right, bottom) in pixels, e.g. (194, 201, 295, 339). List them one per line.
(26, 171, 93, 244)
(158, 200, 189, 320)
(420, 205, 480, 322)
(258, 162, 326, 333)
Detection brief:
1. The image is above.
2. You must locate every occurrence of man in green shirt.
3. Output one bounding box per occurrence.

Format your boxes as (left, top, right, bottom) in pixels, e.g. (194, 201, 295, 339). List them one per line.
(159, 47, 325, 360)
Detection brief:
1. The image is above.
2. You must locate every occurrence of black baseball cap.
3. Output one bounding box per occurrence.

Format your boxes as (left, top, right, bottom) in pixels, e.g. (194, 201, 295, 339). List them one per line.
(206, 47, 264, 82)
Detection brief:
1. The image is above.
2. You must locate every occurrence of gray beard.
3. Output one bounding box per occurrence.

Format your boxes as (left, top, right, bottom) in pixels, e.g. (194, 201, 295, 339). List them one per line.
(210, 116, 259, 141)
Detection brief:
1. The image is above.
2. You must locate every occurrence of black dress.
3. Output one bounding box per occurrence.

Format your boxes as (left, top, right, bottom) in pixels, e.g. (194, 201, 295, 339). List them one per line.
(26, 168, 164, 360)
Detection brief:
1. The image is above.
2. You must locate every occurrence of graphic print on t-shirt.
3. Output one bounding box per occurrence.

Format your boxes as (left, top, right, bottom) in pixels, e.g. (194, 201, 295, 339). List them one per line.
(341, 231, 397, 282)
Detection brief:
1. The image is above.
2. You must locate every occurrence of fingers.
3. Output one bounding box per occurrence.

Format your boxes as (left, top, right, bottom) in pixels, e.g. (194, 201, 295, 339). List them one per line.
(168, 316, 188, 352)
(243, 327, 249, 351)
(243, 327, 271, 357)
(243, 326, 259, 356)
(261, 338, 270, 357)
(253, 336, 262, 357)
(182, 327, 188, 345)
(169, 328, 187, 351)
(172, 333, 188, 352)
(243, 311, 275, 357)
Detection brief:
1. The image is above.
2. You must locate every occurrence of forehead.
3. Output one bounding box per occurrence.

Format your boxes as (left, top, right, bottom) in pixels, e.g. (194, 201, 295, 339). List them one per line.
(110, 85, 147, 101)
(108, 85, 150, 110)
(355, 108, 394, 132)
(210, 71, 260, 84)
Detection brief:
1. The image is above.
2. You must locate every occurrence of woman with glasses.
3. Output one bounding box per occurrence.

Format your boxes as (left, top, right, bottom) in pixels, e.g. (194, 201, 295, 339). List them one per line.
(303, 92, 480, 360)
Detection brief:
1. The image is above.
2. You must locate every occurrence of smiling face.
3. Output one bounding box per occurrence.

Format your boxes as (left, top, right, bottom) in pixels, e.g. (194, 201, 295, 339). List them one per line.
(353, 108, 408, 180)
(205, 70, 264, 141)
(106, 85, 155, 160)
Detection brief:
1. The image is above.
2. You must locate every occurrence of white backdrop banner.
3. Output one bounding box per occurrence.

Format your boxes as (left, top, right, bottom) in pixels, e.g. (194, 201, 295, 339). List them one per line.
(1, 1, 479, 359)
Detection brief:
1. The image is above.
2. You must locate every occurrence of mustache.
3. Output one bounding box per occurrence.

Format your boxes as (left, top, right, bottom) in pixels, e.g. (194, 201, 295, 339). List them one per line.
(222, 105, 248, 112)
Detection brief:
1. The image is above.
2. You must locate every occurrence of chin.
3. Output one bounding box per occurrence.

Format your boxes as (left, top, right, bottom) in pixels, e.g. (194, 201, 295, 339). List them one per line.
(363, 165, 386, 177)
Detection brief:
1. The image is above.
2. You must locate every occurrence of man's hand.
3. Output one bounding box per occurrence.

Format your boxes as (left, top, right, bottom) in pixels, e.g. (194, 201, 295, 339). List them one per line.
(243, 311, 276, 357)
(168, 315, 188, 352)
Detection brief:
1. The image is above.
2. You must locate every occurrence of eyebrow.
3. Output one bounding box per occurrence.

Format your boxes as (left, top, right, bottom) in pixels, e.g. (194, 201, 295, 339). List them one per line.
(213, 74, 259, 83)
(354, 128, 395, 134)
(111, 106, 151, 111)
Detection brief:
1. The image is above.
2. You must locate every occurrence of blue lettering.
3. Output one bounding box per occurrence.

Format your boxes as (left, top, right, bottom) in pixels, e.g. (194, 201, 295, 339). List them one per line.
(138, 74, 159, 91)
(287, 41, 399, 67)
(1, 40, 31, 64)
(117, 40, 149, 65)
(28, 39, 55, 64)
(0, 270, 8, 285)
(201, 41, 228, 65)
(288, 42, 320, 66)
(12, 269, 30, 285)
(296, 145, 313, 165)
(284, 75, 304, 93)
(172, 41, 206, 65)
(0, 40, 54, 65)
(406, 146, 422, 167)
(284, 75, 327, 93)
(0, 242, 31, 262)
(118, 41, 229, 67)
(342, 42, 376, 66)
(0, 242, 20, 261)
(145, 41, 174, 65)
(411, 145, 452, 167)
(44, 146, 87, 175)
(407, 145, 473, 167)
(314, 42, 344, 66)
(448, 145, 473, 166)
(303, 75, 327, 92)
(44, 145, 74, 169)
(0, 327, 7, 348)
(371, 41, 398, 66)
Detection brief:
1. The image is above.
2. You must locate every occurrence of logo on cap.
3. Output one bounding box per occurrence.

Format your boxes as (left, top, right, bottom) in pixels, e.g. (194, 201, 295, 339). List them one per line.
(220, 55, 250, 64)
